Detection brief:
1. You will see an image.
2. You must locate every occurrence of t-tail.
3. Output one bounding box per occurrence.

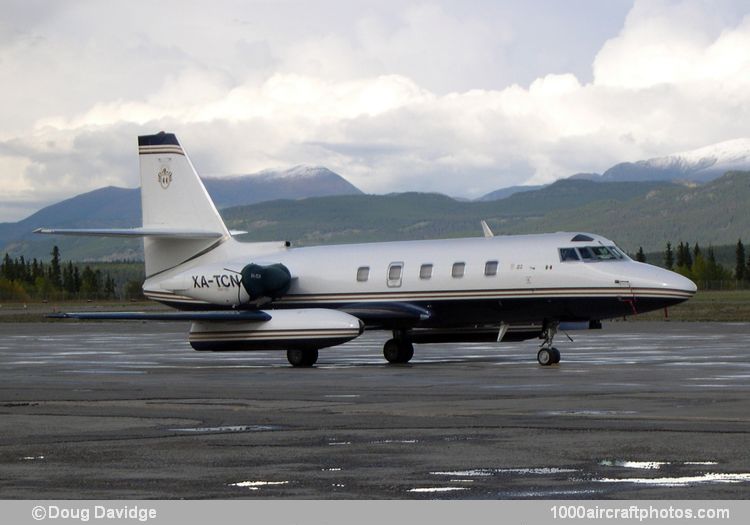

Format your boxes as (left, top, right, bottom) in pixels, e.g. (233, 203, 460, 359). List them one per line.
(138, 133, 230, 277)
(35, 132, 232, 277)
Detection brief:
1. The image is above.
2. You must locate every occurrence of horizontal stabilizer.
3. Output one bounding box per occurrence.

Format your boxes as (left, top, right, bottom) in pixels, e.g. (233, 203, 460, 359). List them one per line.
(49, 310, 272, 322)
(34, 227, 224, 239)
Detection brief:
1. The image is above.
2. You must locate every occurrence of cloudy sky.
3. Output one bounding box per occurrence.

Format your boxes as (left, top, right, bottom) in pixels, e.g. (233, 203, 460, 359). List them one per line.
(1, 0, 750, 222)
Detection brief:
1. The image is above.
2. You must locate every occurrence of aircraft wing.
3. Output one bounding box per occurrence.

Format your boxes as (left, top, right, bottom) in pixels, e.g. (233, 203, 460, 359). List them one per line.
(339, 302, 431, 327)
(49, 310, 272, 321)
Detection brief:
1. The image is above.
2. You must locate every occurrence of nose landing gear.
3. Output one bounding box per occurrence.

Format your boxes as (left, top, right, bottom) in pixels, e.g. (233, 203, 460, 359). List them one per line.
(537, 321, 561, 366)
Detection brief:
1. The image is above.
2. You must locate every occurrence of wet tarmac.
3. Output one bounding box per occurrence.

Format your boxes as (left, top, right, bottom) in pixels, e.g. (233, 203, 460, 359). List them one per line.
(0, 321, 749, 499)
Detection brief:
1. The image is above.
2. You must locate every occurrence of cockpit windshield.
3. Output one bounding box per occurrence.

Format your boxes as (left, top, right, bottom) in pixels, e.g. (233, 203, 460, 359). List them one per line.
(558, 245, 628, 262)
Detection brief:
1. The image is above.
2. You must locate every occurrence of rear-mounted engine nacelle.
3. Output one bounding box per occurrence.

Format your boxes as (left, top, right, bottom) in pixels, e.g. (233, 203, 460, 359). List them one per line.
(159, 262, 292, 306)
(240, 263, 291, 301)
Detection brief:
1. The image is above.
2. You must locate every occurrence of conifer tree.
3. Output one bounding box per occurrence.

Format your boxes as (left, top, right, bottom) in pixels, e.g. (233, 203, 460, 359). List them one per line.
(736, 239, 745, 280)
(104, 274, 116, 299)
(2, 253, 14, 280)
(664, 242, 674, 270)
(675, 242, 686, 268)
(50, 246, 62, 288)
(635, 247, 646, 262)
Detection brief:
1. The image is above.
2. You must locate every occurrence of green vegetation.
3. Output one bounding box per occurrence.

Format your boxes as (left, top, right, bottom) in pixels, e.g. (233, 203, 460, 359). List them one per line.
(641, 239, 750, 290)
(221, 180, 673, 247)
(1, 246, 144, 302)
(635, 290, 750, 322)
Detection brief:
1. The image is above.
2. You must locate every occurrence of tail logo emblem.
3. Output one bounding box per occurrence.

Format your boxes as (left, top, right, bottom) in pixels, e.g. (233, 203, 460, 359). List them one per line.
(157, 167, 173, 189)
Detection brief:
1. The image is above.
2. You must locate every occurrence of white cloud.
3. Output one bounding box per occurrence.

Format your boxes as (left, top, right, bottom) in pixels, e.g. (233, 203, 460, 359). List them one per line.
(594, 0, 750, 89)
(1, 0, 750, 223)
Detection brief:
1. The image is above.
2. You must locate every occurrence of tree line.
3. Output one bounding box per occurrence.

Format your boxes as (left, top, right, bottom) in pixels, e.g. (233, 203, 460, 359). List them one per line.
(0, 246, 143, 302)
(634, 239, 750, 289)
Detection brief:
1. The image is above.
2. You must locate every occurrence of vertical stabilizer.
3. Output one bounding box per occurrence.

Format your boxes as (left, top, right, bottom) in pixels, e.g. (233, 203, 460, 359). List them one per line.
(138, 132, 229, 276)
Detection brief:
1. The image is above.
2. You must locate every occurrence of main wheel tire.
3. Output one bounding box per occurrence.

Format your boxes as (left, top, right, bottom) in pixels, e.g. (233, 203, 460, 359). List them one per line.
(550, 347, 561, 364)
(383, 339, 401, 363)
(537, 348, 552, 366)
(287, 349, 318, 367)
(399, 341, 414, 363)
(383, 339, 414, 364)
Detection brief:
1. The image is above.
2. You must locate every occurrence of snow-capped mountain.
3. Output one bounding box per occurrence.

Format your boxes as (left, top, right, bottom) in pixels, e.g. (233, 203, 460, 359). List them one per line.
(601, 138, 750, 183)
(202, 166, 362, 208)
(255, 165, 337, 180)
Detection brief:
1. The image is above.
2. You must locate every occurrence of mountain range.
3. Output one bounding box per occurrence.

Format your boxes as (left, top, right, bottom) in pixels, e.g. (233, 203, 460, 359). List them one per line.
(0, 166, 360, 260)
(479, 138, 750, 200)
(218, 172, 749, 253)
(1, 139, 749, 260)
(599, 138, 750, 183)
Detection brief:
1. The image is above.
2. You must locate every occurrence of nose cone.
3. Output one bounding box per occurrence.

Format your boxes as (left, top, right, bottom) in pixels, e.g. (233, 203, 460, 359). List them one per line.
(660, 268, 697, 295)
(592, 261, 697, 314)
(627, 263, 697, 311)
(632, 264, 697, 295)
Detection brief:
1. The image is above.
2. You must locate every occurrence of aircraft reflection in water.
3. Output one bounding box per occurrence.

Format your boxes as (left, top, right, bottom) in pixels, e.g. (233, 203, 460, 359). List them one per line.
(37, 133, 696, 367)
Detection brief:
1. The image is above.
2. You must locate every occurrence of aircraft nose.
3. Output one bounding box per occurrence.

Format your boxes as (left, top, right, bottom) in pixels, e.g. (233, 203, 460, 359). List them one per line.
(659, 268, 697, 295)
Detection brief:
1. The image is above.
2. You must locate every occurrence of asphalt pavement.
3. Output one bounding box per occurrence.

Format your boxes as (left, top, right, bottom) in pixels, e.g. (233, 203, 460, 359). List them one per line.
(0, 321, 749, 499)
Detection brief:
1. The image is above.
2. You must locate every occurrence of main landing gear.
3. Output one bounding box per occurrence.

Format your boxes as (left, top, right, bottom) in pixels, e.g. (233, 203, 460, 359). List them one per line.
(287, 349, 318, 367)
(537, 321, 561, 366)
(383, 331, 414, 364)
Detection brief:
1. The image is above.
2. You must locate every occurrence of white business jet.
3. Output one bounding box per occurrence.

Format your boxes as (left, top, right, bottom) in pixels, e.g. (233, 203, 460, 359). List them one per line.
(36, 133, 697, 367)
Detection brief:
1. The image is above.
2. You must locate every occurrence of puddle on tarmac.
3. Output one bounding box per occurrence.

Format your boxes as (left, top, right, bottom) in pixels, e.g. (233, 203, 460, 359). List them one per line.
(498, 488, 601, 498)
(544, 410, 638, 416)
(431, 467, 578, 477)
(324, 394, 360, 398)
(599, 459, 719, 469)
(408, 487, 469, 493)
(599, 460, 666, 469)
(594, 459, 748, 486)
(597, 473, 750, 486)
(228, 481, 289, 491)
(169, 425, 280, 433)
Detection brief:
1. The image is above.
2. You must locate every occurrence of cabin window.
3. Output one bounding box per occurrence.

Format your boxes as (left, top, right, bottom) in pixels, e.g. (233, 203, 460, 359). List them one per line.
(559, 248, 580, 262)
(387, 262, 403, 287)
(420, 264, 433, 279)
(484, 260, 498, 276)
(356, 266, 370, 282)
(357, 266, 370, 283)
(452, 262, 465, 278)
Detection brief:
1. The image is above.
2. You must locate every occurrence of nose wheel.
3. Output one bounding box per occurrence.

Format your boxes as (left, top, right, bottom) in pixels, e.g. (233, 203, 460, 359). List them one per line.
(537, 346, 561, 366)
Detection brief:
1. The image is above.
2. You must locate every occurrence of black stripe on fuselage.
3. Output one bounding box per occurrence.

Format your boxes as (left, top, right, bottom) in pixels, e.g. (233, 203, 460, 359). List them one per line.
(152, 293, 687, 327)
